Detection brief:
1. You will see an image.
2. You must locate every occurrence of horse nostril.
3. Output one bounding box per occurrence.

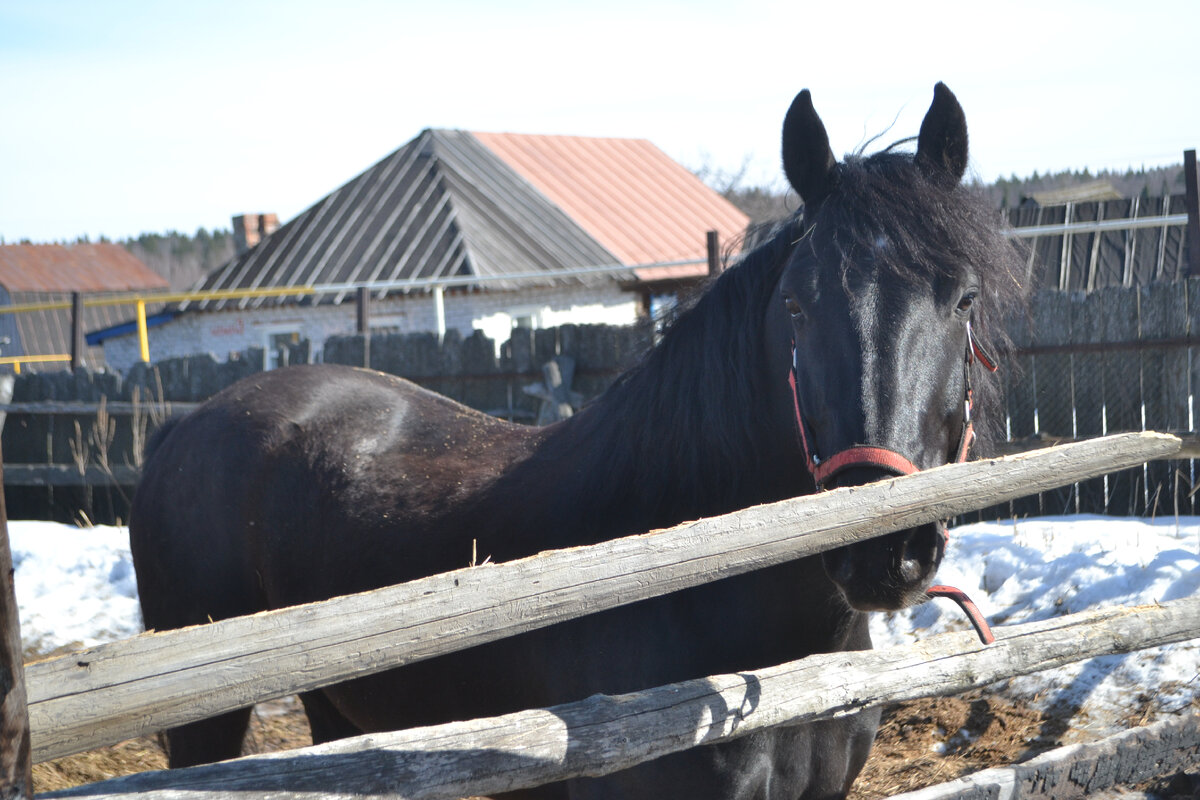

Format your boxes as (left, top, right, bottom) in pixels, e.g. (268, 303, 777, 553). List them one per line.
(895, 524, 942, 583)
(892, 522, 936, 578)
(897, 553, 922, 583)
(823, 546, 854, 585)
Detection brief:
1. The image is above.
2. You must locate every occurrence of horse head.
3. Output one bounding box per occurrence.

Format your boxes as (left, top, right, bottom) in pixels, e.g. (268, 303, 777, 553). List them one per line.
(772, 83, 1006, 612)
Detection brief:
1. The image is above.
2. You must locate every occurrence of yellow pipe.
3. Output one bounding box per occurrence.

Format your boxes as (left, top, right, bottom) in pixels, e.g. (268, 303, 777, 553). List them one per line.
(136, 300, 150, 362)
(0, 285, 317, 316)
(0, 354, 73, 365)
(0, 354, 74, 374)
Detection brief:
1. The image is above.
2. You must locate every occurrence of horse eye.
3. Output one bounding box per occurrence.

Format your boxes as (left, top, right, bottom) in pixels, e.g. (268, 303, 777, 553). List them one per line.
(956, 292, 977, 313)
(784, 296, 804, 319)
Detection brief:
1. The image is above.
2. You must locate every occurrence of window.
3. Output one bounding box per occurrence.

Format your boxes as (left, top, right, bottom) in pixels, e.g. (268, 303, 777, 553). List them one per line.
(262, 327, 301, 370)
(505, 306, 544, 331)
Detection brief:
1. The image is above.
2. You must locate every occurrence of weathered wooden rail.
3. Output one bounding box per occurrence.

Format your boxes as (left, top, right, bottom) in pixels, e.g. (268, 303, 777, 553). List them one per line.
(40, 597, 1200, 800)
(24, 432, 1181, 765)
(12, 432, 1200, 799)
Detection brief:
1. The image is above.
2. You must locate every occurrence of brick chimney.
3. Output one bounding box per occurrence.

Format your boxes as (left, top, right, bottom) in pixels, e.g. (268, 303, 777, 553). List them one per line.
(232, 213, 280, 255)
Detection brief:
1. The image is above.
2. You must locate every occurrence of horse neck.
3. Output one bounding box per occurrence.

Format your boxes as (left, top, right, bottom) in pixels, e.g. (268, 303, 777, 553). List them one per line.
(524, 273, 804, 541)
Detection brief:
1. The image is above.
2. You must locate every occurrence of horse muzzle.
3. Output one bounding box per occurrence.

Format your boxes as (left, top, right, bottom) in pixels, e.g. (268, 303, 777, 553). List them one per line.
(816, 460, 946, 612)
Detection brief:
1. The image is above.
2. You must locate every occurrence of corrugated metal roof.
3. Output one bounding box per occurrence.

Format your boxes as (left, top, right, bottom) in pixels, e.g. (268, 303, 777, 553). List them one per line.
(191, 129, 619, 310)
(472, 132, 750, 279)
(191, 128, 749, 310)
(0, 243, 167, 293)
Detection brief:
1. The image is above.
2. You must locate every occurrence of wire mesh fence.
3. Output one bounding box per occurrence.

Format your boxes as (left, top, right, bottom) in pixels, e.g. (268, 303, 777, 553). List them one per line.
(967, 278, 1200, 521)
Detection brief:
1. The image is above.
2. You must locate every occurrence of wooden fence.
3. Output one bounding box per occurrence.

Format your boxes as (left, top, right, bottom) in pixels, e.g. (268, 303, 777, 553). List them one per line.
(1005, 191, 1193, 291)
(13, 277, 1200, 523)
(989, 278, 1200, 520)
(8, 432, 1200, 798)
(0, 324, 649, 523)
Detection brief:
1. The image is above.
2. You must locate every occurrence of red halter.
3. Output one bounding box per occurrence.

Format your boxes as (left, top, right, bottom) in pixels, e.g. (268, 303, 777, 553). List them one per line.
(789, 321, 999, 644)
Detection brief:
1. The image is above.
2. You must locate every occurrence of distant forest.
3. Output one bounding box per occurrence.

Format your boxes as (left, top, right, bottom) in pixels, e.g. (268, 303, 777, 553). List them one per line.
(112, 162, 1188, 288)
(122, 229, 236, 290)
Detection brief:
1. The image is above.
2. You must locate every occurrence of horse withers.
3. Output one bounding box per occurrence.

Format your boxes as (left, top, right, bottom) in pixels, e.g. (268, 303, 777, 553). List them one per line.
(130, 83, 1025, 799)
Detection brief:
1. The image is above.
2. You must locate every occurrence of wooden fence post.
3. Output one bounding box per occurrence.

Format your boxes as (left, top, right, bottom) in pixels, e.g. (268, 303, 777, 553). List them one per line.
(0, 446, 32, 800)
(1184, 149, 1200, 279)
(706, 230, 721, 276)
(356, 286, 371, 368)
(69, 292, 83, 372)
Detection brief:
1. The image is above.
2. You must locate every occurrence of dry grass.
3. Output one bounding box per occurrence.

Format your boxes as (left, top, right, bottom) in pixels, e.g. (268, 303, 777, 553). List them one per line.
(849, 691, 1058, 799)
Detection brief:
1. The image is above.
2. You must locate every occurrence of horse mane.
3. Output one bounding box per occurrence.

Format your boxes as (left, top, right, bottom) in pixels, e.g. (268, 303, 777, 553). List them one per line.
(534, 223, 800, 531)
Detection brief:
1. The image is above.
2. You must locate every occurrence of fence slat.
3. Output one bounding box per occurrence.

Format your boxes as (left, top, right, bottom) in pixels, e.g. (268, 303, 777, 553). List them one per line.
(40, 596, 1200, 800)
(24, 432, 1181, 764)
(1031, 291, 1076, 513)
(1095, 285, 1141, 513)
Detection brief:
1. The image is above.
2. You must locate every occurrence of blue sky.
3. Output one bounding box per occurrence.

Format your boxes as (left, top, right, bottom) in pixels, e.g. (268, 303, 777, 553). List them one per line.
(2, 0, 1197, 243)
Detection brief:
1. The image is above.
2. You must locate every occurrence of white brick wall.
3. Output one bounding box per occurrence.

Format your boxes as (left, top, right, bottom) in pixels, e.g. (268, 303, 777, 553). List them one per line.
(101, 283, 640, 373)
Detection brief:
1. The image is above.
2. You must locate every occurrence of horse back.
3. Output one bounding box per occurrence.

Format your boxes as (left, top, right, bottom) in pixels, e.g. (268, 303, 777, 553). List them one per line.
(129, 364, 542, 629)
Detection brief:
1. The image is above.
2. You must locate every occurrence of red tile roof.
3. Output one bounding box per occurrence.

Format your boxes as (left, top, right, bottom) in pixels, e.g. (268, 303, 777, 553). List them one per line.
(471, 132, 750, 280)
(0, 243, 167, 294)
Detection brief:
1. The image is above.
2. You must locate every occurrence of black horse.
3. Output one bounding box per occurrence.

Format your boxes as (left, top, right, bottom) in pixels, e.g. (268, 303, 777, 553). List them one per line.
(130, 83, 1024, 799)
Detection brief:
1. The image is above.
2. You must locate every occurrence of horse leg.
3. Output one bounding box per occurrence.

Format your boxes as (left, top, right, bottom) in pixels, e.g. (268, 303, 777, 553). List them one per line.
(161, 708, 253, 768)
(299, 689, 363, 745)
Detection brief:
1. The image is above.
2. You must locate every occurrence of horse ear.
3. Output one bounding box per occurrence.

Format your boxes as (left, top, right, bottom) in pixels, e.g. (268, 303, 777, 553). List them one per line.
(916, 82, 968, 185)
(782, 89, 838, 207)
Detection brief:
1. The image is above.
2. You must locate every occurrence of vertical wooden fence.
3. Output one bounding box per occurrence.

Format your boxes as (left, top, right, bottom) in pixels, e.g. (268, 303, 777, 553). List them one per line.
(989, 279, 1200, 519)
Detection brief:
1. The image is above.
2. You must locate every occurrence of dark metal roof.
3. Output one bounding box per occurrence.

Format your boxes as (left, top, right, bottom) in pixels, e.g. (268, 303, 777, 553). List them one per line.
(190, 129, 621, 311)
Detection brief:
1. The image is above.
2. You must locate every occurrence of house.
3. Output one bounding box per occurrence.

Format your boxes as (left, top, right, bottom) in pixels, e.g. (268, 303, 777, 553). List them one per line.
(0, 243, 168, 372)
(95, 129, 750, 371)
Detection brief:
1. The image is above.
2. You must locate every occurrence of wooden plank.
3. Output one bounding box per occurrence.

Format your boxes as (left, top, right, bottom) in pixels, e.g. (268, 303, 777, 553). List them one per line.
(0, 402, 199, 416)
(1185, 149, 1199, 278)
(2, 464, 139, 487)
(24, 432, 1181, 763)
(884, 712, 1200, 800)
(1070, 289, 1106, 512)
(37, 597, 1200, 800)
(0, 454, 33, 800)
(1140, 282, 1190, 516)
(1030, 291, 1076, 513)
(999, 307, 1040, 518)
(1102, 285, 1143, 514)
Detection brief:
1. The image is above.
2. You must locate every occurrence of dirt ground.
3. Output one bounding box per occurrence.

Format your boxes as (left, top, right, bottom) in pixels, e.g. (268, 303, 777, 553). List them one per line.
(31, 692, 1199, 798)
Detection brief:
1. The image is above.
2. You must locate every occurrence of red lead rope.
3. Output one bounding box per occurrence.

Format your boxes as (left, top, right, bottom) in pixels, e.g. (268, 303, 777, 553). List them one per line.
(791, 322, 999, 645)
(926, 585, 995, 645)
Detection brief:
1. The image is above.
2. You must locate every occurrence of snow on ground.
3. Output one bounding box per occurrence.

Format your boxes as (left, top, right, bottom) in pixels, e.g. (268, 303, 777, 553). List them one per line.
(9, 515, 1200, 735)
(872, 515, 1200, 736)
(10, 521, 142, 656)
